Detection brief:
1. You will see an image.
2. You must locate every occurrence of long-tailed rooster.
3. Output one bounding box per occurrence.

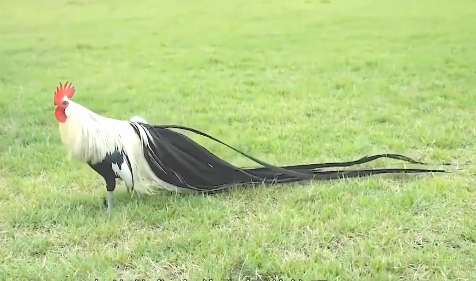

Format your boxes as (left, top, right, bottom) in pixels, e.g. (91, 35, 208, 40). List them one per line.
(53, 81, 449, 212)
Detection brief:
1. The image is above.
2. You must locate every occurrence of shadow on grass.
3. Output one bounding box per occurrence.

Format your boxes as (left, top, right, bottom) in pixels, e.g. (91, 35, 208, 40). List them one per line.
(4, 171, 445, 230)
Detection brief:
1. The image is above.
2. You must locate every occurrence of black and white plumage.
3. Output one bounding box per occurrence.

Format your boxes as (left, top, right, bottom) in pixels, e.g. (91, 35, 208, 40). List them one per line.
(87, 149, 134, 211)
(127, 122, 448, 193)
(54, 82, 449, 212)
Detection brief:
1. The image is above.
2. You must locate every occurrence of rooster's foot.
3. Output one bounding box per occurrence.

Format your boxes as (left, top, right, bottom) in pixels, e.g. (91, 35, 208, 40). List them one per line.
(101, 192, 114, 212)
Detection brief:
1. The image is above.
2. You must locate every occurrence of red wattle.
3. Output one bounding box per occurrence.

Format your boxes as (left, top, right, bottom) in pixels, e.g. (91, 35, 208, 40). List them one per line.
(54, 106, 67, 122)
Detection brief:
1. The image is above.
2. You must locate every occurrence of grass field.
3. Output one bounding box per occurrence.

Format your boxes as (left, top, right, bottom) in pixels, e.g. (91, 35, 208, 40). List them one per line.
(1, 0, 476, 280)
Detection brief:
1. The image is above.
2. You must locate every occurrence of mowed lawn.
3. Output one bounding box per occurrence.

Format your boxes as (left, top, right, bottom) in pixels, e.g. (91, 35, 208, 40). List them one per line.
(1, 0, 476, 279)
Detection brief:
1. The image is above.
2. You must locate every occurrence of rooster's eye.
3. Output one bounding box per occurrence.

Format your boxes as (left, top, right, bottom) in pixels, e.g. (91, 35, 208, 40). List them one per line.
(62, 101, 68, 106)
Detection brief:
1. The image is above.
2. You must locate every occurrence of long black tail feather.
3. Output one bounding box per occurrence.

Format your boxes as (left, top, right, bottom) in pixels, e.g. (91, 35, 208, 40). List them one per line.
(129, 122, 449, 193)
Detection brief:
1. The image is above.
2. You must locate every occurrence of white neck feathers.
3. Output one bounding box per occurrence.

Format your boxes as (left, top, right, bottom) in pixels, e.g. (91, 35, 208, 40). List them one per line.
(58, 102, 125, 164)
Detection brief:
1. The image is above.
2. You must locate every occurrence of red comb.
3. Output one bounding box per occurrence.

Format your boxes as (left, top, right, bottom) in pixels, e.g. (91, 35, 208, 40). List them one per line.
(54, 81, 75, 99)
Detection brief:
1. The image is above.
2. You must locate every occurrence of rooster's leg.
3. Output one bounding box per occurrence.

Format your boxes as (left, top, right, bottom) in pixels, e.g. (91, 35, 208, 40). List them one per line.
(105, 177, 116, 212)
(106, 191, 114, 212)
(89, 159, 120, 212)
(126, 185, 134, 194)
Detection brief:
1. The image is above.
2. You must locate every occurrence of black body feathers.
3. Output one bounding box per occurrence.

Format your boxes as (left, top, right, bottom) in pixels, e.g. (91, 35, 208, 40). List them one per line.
(129, 122, 447, 193)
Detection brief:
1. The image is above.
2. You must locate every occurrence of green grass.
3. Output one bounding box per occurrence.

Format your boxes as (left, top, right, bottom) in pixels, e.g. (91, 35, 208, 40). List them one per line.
(1, 0, 476, 279)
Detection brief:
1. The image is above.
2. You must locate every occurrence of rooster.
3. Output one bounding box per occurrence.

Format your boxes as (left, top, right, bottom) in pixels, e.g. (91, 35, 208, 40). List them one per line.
(53, 81, 449, 212)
